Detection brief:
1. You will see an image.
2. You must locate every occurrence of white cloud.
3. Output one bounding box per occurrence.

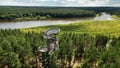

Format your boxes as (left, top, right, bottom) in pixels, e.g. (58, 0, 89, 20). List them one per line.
(0, 0, 119, 7)
(52, 0, 111, 6)
(0, 0, 35, 6)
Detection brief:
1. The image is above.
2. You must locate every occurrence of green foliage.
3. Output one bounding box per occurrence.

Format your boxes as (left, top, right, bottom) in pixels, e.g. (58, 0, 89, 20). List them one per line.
(0, 29, 44, 68)
(1, 40, 13, 51)
(0, 6, 97, 21)
(0, 52, 21, 68)
(0, 7, 120, 21)
(23, 20, 120, 37)
(0, 19, 120, 68)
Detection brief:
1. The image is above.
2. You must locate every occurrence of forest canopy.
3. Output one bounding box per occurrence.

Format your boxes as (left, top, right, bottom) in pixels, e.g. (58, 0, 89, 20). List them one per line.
(0, 6, 96, 21)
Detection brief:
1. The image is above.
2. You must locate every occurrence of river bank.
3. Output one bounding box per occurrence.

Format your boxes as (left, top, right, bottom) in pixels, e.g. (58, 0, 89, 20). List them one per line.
(0, 17, 93, 23)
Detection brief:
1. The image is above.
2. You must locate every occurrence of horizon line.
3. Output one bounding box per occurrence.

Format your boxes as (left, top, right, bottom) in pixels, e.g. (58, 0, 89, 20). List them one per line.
(0, 5, 120, 7)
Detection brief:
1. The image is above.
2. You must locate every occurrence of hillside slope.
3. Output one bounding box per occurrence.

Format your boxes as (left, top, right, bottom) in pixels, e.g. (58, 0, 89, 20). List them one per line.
(22, 20, 120, 36)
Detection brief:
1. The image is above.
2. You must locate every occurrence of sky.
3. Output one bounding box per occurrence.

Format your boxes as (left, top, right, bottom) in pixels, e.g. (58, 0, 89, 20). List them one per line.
(0, 0, 120, 7)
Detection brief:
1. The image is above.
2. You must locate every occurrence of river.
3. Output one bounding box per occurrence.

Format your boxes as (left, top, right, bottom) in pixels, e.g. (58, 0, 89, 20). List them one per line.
(0, 19, 89, 29)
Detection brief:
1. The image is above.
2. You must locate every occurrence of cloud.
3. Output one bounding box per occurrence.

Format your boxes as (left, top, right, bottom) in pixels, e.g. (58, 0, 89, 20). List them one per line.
(59, 0, 111, 6)
(0, 0, 119, 7)
(0, 0, 35, 6)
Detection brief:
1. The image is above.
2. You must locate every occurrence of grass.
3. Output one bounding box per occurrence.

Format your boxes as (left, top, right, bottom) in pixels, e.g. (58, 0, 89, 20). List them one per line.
(22, 19, 120, 37)
(112, 15, 120, 20)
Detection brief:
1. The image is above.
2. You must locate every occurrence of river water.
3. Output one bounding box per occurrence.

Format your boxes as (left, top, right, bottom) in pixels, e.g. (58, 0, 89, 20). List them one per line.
(0, 19, 87, 29)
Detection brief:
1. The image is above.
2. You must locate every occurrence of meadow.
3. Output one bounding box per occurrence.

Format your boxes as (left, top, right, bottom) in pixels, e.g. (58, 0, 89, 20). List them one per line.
(23, 20, 120, 37)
